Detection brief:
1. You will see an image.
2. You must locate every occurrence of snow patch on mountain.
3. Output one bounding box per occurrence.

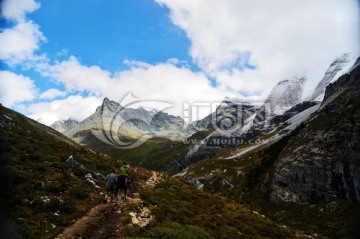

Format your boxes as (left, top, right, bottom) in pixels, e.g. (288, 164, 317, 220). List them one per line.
(278, 103, 320, 133)
(225, 103, 320, 160)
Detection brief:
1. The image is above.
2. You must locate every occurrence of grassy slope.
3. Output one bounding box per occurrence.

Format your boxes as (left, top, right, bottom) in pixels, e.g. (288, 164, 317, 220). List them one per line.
(78, 130, 190, 172)
(0, 106, 118, 239)
(127, 177, 296, 239)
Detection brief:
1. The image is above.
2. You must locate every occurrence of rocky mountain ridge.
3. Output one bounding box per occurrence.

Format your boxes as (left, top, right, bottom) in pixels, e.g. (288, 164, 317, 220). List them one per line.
(166, 55, 358, 173)
(179, 57, 360, 206)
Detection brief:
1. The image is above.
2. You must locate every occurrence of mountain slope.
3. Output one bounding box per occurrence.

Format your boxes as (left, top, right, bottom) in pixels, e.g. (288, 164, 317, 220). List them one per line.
(0, 105, 115, 239)
(168, 81, 317, 173)
(268, 60, 360, 203)
(172, 58, 360, 238)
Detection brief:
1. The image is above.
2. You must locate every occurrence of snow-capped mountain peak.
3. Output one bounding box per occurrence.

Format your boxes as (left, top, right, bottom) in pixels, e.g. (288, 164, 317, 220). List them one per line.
(265, 76, 306, 110)
(307, 53, 356, 101)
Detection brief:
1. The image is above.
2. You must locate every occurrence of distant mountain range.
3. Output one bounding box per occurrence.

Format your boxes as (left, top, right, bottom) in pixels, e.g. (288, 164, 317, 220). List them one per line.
(59, 97, 208, 148)
(49, 54, 359, 174)
(52, 54, 356, 147)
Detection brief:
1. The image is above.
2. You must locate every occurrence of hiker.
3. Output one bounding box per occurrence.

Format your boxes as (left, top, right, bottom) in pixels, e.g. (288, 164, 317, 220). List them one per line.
(105, 169, 117, 202)
(127, 166, 137, 190)
(116, 162, 129, 199)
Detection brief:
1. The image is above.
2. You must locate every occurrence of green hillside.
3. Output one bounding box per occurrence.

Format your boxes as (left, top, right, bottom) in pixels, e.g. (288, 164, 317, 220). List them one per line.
(76, 129, 190, 172)
(0, 105, 117, 238)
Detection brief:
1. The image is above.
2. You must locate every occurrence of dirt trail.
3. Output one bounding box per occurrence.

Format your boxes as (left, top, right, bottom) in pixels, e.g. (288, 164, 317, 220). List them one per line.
(55, 171, 162, 239)
(142, 171, 161, 190)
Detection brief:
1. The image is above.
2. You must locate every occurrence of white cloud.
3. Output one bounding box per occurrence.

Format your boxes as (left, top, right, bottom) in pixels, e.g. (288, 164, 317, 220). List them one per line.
(0, 0, 46, 65)
(1, 0, 40, 22)
(3, 0, 359, 125)
(0, 21, 46, 65)
(27, 95, 102, 125)
(40, 88, 67, 100)
(156, 0, 360, 99)
(0, 70, 38, 107)
(37, 56, 234, 119)
(38, 56, 113, 96)
(110, 60, 232, 117)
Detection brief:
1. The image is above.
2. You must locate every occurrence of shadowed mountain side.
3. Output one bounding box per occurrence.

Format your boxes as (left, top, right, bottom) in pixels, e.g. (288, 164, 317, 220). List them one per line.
(0, 105, 127, 238)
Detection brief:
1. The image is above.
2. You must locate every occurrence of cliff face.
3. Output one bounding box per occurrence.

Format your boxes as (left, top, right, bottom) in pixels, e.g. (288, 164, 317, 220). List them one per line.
(268, 64, 360, 203)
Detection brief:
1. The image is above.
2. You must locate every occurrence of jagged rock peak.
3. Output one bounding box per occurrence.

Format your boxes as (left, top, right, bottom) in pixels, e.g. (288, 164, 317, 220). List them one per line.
(96, 97, 120, 113)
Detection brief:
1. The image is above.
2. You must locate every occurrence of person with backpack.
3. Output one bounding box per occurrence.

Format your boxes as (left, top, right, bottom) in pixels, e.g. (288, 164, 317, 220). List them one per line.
(115, 162, 129, 199)
(105, 169, 117, 202)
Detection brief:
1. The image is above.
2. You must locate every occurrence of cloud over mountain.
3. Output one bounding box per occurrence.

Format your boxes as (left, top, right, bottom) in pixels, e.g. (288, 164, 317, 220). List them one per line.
(0, 0, 359, 125)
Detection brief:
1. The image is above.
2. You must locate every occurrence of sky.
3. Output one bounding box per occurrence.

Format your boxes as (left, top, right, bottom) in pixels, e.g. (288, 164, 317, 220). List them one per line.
(0, 0, 359, 125)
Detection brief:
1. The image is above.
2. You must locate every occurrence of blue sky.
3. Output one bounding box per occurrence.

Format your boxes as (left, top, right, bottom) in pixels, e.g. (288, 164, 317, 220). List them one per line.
(29, 0, 192, 71)
(0, 0, 359, 125)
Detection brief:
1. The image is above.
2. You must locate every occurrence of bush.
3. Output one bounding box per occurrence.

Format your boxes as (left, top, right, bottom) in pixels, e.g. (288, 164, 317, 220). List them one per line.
(146, 221, 212, 239)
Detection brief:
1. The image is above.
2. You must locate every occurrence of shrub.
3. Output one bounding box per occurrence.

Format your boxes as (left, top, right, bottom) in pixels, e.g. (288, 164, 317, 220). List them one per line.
(146, 221, 212, 239)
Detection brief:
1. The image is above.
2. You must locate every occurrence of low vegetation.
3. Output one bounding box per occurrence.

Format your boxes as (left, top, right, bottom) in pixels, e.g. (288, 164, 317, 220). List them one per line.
(126, 177, 295, 238)
(0, 106, 117, 238)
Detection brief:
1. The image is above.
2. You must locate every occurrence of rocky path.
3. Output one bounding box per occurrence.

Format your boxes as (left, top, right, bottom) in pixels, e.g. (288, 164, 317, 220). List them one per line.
(55, 171, 162, 239)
